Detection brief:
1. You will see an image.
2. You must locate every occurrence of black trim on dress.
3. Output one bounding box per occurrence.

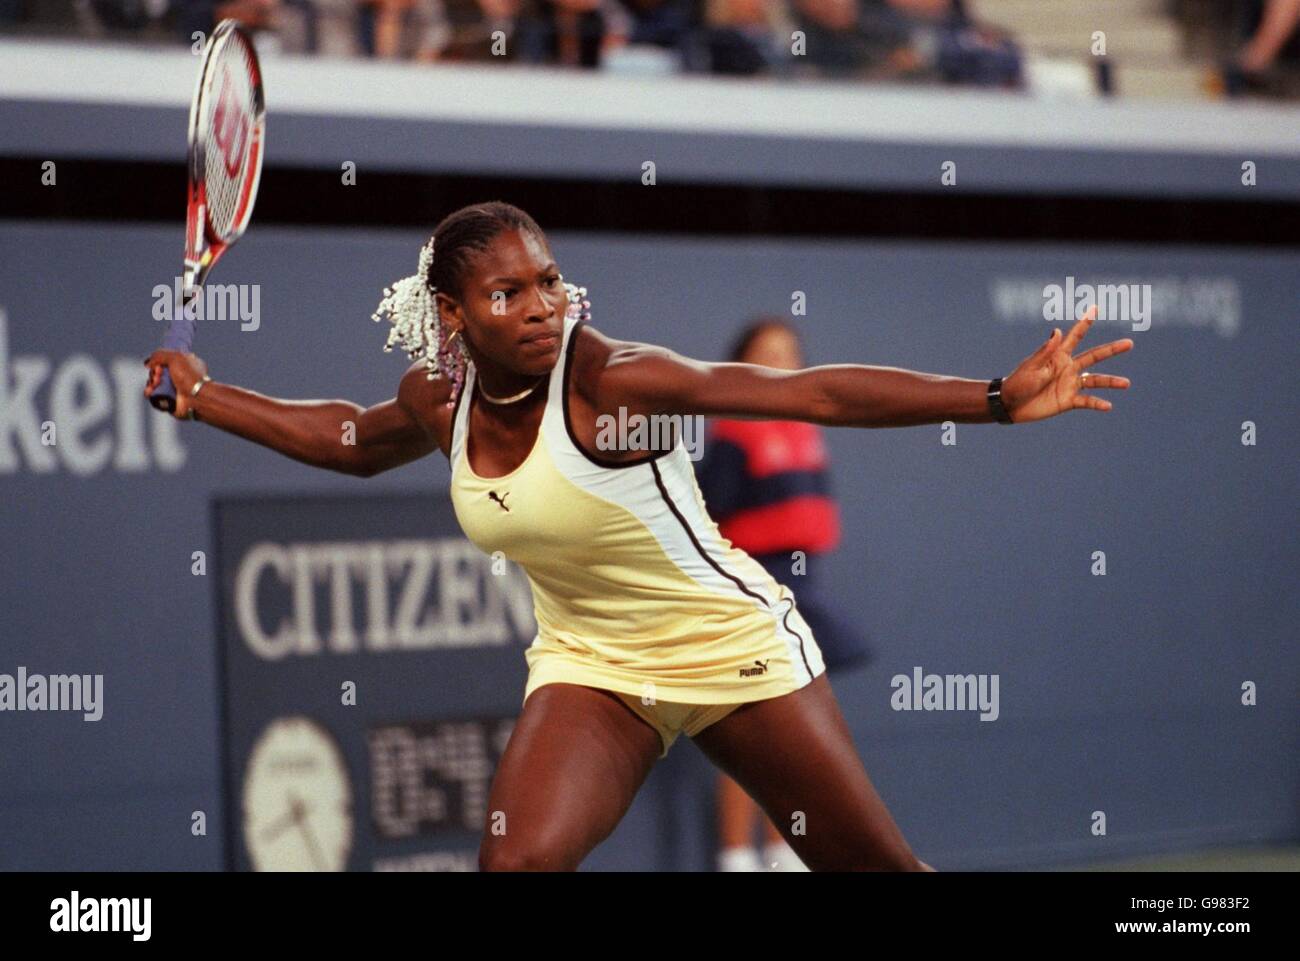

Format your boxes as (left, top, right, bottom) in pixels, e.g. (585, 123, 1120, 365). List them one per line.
(650, 460, 813, 681)
(562, 320, 678, 470)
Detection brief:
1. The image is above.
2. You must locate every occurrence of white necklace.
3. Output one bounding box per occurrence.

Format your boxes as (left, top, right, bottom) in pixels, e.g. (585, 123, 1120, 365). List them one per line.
(478, 375, 544, 405)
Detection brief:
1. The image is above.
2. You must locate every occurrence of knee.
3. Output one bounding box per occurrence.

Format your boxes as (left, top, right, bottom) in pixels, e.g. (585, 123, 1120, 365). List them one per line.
(478, 836, 577, 872)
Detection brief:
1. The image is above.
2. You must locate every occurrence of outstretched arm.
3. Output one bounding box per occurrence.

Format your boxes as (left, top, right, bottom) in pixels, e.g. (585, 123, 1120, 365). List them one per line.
(143, 353, 444, 476)
(598, 308, 1131, 427)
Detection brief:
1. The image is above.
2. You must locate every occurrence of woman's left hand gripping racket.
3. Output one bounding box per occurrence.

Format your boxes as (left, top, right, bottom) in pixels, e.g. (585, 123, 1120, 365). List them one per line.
(150, 18, 265, 413)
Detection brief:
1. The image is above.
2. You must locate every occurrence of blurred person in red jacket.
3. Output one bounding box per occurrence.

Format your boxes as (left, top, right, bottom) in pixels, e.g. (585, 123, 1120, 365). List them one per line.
(1237, 0, 1300, 74)
(696, 316, 874, 872)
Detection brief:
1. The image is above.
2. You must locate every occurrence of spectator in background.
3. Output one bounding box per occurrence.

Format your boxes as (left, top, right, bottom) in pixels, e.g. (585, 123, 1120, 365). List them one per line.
(1236, 0, 1300, 73)
(175, 0, 318, 54)
(175, 0, 217, 45)
(298, 0, 367, 55)
(620, 0, 696, 49)
(789, 0, 912, 79)
(189, 0, 447, 58)
(435, 0, 525, 61)
(361, 0, 449, 58)
(698, 0, 793, 76)
(174, 0, 276, 47)
(515, 0, 630, 67)
(81, 0, 172, 32)
(59, 0, 1019, 82)
(173, 0, 319, 54)
(789, 0, 1020, 87)
(696, 317, 874, 873)
(213, 0, 275, 31)
(922, 0, 1022, 88)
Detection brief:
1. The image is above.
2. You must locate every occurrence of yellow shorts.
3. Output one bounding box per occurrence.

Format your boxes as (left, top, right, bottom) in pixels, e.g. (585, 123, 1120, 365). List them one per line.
(609, 691, 744, 759)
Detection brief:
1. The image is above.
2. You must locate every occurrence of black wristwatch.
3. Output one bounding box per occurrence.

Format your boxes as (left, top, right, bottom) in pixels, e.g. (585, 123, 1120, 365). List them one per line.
(986, 377, 1014, 424)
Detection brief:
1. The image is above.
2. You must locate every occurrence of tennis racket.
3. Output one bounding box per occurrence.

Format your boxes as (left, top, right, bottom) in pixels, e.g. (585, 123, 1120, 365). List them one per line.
(150, 18, 265, 413)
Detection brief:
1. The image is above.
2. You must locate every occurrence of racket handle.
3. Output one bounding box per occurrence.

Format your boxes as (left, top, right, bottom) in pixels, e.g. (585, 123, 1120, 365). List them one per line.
(150, 367, 179, 412)
(148, 297, 198, 413)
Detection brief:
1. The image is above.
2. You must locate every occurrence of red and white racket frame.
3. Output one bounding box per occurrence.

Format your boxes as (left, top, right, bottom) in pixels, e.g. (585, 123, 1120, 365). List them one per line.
(151, 18, 265, 413)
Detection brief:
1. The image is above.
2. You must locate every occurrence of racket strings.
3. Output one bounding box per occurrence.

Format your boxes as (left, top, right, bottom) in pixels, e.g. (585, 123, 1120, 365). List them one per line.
(204, 37, 257, 240)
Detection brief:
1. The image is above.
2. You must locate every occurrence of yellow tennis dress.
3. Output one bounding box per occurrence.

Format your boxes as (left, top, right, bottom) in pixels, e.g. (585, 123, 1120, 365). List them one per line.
(448, 311, 826, 756)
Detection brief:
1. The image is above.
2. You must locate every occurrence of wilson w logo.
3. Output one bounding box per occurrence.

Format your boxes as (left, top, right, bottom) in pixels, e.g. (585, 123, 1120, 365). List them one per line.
(212, 66, 249, 177)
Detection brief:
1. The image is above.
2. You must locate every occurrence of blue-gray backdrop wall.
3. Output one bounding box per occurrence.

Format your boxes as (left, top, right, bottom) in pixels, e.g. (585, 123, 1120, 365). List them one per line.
(0, 220, 1296, 869)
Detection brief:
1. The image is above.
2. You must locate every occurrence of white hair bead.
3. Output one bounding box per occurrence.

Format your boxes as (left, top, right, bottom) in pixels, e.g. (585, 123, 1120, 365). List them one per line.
(370, 236, 465, 385)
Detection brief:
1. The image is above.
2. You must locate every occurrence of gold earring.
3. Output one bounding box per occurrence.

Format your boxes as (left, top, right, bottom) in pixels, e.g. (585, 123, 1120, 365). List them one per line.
(446, 329, 460, 345)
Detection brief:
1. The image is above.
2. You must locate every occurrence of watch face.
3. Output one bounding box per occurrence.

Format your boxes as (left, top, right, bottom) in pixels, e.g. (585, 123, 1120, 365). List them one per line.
(242, 716, 354, 871)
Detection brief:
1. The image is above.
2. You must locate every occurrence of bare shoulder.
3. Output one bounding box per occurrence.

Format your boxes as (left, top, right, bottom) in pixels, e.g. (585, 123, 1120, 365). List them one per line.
(575, 323, 674, 367)
(397, 359, 456, 457)
(574, 323, 681, 403)
(570, 323, 692, 411)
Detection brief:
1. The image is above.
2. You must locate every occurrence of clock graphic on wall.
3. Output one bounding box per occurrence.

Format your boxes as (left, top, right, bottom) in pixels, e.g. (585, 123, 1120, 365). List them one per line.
(242, 716, 354, 871)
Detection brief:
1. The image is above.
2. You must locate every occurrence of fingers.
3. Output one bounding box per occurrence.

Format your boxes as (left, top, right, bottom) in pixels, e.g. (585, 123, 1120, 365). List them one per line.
(143, 350, 178, 396)
(143, 348, 189, 370)
(1072, 393, 1113, 412)
(1060, 305, 1099, 354)
(1074, 337, 1134, 368)
(1078, 373, 1130, 390)
(143, 353, 165, 394)
(142, 350, 174, 397)
(1034, 327, 1061, 358)
(1021, 327, 1060, 370)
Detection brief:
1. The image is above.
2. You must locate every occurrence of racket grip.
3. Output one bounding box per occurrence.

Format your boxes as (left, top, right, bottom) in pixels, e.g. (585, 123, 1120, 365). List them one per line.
(150, 367, 179, 412)
(148, 312, 197, 413)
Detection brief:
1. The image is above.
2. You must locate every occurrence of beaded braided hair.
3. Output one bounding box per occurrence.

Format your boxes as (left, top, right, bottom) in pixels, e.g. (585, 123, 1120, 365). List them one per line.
(370, 201, 591, 408)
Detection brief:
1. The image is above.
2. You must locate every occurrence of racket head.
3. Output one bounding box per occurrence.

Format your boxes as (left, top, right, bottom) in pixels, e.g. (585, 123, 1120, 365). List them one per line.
(187, 19, 266, 276)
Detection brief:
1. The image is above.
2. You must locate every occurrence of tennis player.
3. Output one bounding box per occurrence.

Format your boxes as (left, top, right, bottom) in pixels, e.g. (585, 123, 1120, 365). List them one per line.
(145, 201, 1132, 871)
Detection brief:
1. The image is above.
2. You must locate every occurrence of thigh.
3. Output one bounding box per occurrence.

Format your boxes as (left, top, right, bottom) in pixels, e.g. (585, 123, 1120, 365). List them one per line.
(479, 682, 662, 871)
(691, 674, 923, 871)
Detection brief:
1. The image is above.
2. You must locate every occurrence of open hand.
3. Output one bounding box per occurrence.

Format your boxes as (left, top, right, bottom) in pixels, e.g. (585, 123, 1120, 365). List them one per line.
(1000, 306, 1133, 424)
